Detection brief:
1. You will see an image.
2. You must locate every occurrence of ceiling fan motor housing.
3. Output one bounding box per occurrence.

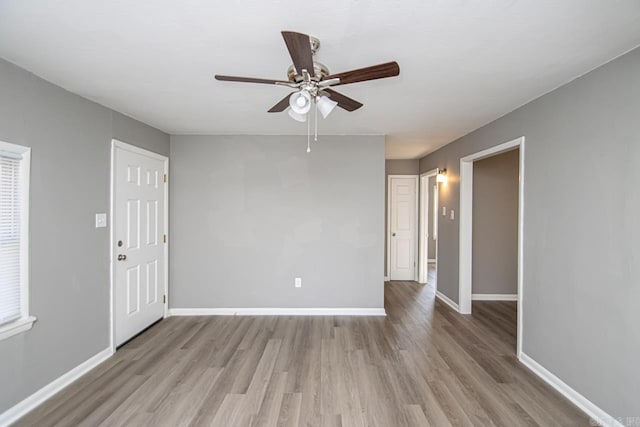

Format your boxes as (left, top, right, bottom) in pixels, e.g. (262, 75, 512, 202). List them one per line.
(287, 62, 330, 82)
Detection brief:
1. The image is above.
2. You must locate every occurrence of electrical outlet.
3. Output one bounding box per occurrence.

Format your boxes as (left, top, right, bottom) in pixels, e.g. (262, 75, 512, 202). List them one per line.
(294, 277, 302, 288)
(450, 209, 455, 220)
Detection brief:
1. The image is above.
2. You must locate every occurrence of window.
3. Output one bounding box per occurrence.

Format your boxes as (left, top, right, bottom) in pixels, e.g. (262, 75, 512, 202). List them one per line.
(0, 140, 34, 341)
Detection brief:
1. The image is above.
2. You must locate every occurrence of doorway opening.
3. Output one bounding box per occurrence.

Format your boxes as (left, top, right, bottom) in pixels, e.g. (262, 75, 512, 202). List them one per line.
(459, 136, 524, 357)
(418, 169, 438, 289)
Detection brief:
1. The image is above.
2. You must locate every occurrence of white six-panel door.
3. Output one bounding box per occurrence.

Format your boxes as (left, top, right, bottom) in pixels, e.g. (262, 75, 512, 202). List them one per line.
(114, 143, 166, 346)
(389, 176, 417, 281)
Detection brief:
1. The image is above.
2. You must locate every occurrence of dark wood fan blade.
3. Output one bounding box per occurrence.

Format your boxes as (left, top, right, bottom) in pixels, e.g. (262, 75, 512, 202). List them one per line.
(325, 61, 400, 86)
(322, 88, 363, 112)
(281, 31, 315, 77)
(215, 75, 290, 85)
(268, 93, 294, 112)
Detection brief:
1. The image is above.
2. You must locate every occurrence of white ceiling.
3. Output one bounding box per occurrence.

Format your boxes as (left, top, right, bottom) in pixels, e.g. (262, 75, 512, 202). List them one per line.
(1, 1, 639, 159)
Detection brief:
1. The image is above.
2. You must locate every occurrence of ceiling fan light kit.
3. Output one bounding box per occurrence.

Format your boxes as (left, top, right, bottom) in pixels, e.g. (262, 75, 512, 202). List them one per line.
(215, 30, 400, 152)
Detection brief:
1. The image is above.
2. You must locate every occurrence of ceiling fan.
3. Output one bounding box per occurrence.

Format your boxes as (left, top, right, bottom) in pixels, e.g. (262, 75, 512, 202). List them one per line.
(214, 31, 400, 122)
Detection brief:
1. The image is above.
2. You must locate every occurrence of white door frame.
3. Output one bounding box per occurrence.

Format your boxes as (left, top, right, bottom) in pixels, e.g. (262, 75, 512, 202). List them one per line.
(386, 175, 419, 281)
(459, 136, 525, 358)
(418, 169, 438, 284)
(109, 139, 169, 352)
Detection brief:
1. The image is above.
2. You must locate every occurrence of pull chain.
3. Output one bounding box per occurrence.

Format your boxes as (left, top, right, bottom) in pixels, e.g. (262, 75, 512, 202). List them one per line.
(314, 100, 318, 142)
(307, 110, 311, 153)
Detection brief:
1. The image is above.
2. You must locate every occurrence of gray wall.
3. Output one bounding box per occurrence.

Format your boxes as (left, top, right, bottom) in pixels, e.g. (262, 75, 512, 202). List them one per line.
(111, 111, 170, 156)
(170, 135, 385, 309)
(427, 175, 437, 260)
(419, 47, 640, 418)
(472, 149, 519, 295)
(0, 58, 168, 413)
(384, 159, 419, 277)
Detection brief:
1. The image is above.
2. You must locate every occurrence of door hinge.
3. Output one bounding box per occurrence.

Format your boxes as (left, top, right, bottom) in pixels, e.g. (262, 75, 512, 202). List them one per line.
(163, 173, 167, 183)
(163, 234, 167, 244)
(163, 294, 166, 304)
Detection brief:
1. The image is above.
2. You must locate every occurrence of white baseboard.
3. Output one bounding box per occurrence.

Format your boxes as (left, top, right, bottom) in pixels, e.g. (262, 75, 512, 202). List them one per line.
(168, 307, 387, 317)
(472, 293, 518, 301)
(519, 353, 622, 427)
(384, 276, 389, 281)
(427, 259, 436, 263)
(0, 347, 113, 426)
(435, 291, 460, 312)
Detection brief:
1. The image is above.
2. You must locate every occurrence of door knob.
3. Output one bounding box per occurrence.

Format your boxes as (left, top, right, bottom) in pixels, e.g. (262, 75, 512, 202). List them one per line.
(117, 254, 127, 261)
(392, 233, 396, 237)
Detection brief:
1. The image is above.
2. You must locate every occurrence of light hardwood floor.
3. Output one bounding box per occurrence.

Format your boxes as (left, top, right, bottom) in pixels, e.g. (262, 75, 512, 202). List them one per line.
(16, 279, 588, 426)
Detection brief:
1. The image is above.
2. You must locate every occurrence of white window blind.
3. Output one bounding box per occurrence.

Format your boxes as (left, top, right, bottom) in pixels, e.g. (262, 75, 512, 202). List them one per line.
(0, 153, 22, 326)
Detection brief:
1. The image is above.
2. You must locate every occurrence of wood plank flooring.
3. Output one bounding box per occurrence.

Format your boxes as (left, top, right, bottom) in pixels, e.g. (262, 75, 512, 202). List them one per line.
(16, 279, 589, 426)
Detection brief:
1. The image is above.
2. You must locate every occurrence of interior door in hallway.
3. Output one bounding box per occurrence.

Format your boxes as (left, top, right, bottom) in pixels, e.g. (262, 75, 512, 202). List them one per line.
(113, 142, 167, 346)
(389, 176, 417, 280)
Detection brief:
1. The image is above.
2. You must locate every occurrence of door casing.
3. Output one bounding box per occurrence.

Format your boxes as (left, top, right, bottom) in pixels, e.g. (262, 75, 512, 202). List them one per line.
(459, 136, 525, 359)
(109, 139, 169, 352)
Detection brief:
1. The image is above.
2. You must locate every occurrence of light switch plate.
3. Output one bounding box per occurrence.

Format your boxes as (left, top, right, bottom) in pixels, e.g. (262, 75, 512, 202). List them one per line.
(95, 213, 107, 228)
(442, 206, 447, 216)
